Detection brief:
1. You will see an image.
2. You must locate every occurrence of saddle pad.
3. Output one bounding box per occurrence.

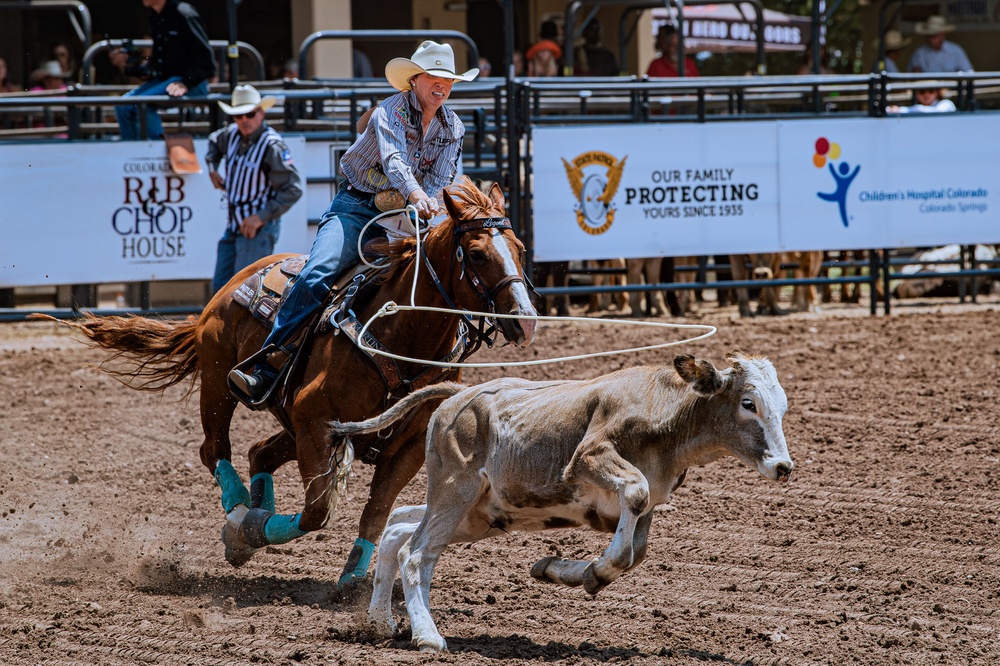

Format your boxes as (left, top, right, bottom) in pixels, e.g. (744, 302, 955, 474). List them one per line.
(231, 256, 375, 329)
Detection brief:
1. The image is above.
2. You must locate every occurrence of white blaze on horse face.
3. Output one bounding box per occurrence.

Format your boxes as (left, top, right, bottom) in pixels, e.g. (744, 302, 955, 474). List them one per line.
(739, 359, 793, 481)
(491, 231, 537, 345)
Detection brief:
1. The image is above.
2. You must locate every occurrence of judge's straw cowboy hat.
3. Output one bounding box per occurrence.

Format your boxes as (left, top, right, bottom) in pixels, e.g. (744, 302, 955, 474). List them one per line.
(217, 84, 277, 115)
(878, 30, 911, 52)
(385, 40, 479, 91)
(915, 15, 956, 35)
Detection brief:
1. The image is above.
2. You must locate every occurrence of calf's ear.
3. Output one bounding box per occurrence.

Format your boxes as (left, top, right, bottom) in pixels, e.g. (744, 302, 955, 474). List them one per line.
(674, 355, 724, 395)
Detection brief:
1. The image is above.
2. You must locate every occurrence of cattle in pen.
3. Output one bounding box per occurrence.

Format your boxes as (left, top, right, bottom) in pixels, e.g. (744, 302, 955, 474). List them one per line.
(328, 352, 793, 652)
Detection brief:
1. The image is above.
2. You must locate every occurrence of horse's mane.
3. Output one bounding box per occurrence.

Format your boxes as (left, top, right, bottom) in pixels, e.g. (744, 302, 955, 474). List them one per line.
(367, 177, 499, 284)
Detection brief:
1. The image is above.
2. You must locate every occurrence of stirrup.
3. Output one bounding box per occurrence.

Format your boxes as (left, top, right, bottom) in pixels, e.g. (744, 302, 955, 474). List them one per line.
(228, 345, 289, 410)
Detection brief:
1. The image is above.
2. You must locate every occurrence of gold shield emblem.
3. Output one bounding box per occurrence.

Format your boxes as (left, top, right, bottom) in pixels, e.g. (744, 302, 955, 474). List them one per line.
(561, 151, 627, 235)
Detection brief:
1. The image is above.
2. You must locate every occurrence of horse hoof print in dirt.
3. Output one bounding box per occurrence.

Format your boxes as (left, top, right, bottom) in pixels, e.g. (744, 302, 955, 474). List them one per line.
(329, 351, 793, 652)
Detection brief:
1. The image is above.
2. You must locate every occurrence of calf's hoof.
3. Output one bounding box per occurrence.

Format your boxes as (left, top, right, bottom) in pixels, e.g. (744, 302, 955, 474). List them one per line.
(530, 555, 558, 581)
(414, 634, 448, 653)
(582, 562, 609, 596)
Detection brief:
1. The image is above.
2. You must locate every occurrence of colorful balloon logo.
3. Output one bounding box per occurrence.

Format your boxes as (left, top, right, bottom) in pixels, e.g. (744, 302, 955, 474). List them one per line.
(813, 136, 841, 167)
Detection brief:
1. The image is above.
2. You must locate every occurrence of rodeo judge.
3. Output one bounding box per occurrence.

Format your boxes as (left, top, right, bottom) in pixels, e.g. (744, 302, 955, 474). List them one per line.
(228, 40, 478, 404)
(206, 85, 303, 295)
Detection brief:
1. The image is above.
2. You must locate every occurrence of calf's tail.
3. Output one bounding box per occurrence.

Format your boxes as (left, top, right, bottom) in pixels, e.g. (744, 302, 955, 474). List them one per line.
(32, 313, 199, 393)
(329, 382, 466, 437)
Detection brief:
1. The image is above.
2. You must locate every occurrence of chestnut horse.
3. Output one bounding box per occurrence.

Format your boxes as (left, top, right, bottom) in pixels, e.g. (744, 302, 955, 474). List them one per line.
(48, 178, 537, 585)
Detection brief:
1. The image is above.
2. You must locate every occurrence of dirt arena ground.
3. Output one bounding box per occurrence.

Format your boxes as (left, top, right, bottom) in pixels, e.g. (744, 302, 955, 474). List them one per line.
(1, 297, 999, 665)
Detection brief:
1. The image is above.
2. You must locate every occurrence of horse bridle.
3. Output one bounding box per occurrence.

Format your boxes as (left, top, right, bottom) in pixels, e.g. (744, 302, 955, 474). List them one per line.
(420, 216, 524, 354)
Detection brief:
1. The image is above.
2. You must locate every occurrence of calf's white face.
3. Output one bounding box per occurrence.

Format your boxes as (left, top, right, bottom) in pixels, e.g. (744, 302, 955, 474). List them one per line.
(734, 358, 793, 481)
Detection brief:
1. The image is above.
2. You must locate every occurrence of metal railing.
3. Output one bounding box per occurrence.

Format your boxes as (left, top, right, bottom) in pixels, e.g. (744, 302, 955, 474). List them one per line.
(3, 70, 1000, 319)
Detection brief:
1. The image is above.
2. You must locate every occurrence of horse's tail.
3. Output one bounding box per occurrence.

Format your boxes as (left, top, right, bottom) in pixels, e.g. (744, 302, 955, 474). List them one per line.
(32, 313, 200, 393)
(329, 382, 467, 438)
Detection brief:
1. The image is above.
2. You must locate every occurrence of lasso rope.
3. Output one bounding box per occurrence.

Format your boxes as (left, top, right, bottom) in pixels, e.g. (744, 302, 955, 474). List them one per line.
(351, 206, 717, 368)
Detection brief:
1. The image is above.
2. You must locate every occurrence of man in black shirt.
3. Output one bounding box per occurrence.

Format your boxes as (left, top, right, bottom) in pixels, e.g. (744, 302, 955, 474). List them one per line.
(114, 0, 216, 140)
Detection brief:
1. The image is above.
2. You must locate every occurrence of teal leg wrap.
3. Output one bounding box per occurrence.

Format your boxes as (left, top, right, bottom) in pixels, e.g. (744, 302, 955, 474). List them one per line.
(214, 460, 250, 513)
(338, 537, 376, 585)
(250, 473, 275, 513)
(263, 513, 307, 545)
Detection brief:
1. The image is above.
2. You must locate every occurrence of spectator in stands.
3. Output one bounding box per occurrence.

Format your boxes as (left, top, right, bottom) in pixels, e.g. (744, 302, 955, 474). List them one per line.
(113, 0, 216, 141)
(798, 41, 832, 75)
(228, 40, 478, 402)
(52, 43, 78, 83)
(478, 56, 492, 77)
(512, 49, 526, 77)
(886, 85, 956, 113)
(0, 57, 20, 92)
(575, 17, 619, 76)
(526, 21, 562, 77)
(281, 58, 299, 80)
(907, 15, 973, 73)
(28, 61, 70, 91)
(872, 30, 910, 74)
(205, 85, 303, 295)
(647, 23, 698, 78)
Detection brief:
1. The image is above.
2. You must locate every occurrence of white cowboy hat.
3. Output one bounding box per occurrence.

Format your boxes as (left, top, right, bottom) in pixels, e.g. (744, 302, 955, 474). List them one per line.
(29, 60, 70, 83)
(217, 84, 277, 115)
(880, 30, 911, 52)
(915, 15, 956, 36)
(385, 40, 479, 92)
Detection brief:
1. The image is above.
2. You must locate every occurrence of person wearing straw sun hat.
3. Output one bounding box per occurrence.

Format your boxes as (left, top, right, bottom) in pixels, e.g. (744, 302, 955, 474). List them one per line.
(228, 40, 479, 404)
(907, 15, 973, 73)
(205, 84, 302, 295)
(871, 29, 910, 73)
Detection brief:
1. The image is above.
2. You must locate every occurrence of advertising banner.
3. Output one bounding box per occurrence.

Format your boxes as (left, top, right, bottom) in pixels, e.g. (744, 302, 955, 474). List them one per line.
(532, 115, 999, 261)
(778, 116, 998, 251)
(0, 138, 309, 287)
(532, 122, 781, 261)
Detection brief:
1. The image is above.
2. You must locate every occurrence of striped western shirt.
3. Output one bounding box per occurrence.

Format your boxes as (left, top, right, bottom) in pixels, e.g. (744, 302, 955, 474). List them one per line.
(339, 89, 465, 201)
(206, 123, 303, 233)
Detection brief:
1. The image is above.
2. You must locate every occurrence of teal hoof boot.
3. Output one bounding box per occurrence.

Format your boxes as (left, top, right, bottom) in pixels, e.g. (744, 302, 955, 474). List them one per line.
(221, 505, 258, 568)
(337, 538, 376, 587)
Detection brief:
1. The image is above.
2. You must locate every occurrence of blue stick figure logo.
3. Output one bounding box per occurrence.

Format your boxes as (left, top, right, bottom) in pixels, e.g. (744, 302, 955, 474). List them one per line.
(813, 137, 860, 228)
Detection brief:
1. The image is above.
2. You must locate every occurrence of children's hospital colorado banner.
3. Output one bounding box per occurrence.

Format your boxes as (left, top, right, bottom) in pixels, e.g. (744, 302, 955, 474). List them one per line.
(0, 138, 308, 287)
(531, 115, 999, 261)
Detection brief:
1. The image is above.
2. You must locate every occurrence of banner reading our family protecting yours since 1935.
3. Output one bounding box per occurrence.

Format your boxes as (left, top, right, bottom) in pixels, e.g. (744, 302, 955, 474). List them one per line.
(531, 115, 999, 262)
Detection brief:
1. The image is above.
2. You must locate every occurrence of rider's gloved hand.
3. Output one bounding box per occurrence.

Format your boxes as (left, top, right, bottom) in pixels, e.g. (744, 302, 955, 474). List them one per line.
(409, 190, 442, 220)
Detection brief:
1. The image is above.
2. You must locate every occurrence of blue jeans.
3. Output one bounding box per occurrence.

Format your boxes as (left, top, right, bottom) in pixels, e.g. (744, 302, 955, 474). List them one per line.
(261, 188, 383, 353)
(115, 77, 209, 140)
(211, 219, 281, 294)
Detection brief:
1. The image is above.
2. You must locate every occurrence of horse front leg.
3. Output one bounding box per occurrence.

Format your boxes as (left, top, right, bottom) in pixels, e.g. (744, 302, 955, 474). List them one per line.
(339, 430, 427, 586)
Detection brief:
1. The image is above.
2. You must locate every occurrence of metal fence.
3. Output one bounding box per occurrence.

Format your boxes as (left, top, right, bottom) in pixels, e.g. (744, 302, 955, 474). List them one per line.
(2, 62, 1000, 320)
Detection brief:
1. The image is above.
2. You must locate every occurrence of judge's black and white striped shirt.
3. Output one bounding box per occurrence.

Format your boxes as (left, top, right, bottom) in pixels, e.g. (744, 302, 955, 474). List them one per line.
(206, 123, 302, 233)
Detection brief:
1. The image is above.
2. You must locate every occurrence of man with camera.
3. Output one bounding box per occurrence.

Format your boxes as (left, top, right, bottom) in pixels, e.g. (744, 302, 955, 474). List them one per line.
(112, 0, 215, 140)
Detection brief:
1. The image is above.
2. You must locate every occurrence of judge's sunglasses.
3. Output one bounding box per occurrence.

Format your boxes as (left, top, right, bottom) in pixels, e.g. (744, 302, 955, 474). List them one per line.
(233, 109, 258, 120)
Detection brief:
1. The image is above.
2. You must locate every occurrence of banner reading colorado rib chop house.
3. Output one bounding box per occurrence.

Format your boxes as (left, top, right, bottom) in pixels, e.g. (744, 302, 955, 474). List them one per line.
(531, 115, 999, 262)
(0, 138, 308, 288)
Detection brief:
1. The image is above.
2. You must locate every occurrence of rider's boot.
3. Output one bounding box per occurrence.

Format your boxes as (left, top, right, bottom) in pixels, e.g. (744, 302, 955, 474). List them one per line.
(228, 365, 277, 402)
(228, 345, 293, 404)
